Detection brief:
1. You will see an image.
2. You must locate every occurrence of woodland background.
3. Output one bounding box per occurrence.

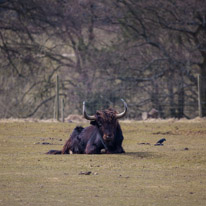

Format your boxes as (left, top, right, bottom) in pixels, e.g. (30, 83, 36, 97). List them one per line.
(0, 0, 206, 119)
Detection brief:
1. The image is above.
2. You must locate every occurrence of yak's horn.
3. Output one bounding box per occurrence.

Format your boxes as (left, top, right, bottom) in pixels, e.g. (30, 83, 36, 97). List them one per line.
(116, 99, 128, 119)
(83, 101, 96, 120)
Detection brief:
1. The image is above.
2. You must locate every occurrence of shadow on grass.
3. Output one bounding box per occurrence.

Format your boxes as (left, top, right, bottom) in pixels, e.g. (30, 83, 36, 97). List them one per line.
(124, 151, 160, 159)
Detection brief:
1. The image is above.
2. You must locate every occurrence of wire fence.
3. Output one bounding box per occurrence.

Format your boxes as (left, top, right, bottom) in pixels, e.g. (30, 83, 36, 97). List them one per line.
(54, 75, 206, 121)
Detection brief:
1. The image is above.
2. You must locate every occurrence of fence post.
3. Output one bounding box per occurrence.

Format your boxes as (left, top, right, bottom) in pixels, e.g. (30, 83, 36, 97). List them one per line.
(55, 75, 60, 121)
(61, 98, 65, 122)
(53, 97, 56, 119)
(197, 74, 203, 117)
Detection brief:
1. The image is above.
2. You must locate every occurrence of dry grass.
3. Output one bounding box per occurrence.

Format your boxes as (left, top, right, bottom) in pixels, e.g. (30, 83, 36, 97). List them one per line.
(0, 120, 206, 206)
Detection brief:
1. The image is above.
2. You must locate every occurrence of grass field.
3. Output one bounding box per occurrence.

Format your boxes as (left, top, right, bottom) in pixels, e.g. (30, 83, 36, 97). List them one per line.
(0, 120, 206, 206)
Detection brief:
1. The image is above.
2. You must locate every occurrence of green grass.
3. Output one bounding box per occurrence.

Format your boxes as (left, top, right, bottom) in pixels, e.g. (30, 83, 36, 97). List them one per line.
(0, 120, 206, 206)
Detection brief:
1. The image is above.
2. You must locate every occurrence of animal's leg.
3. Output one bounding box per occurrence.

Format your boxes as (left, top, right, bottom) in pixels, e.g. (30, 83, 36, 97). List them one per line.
(61, 139, 70, 154)
(112, 146, 125, 153)
(85, 144, 101, 154)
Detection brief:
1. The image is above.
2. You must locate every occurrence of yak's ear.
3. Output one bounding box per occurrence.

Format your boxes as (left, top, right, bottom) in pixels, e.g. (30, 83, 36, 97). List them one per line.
(90, 120, 97, 126)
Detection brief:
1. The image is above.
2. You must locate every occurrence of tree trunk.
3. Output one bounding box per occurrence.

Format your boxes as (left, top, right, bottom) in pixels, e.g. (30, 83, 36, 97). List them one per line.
(167, 73, 176, 117)
(199, 55, 206, 117)
(177, 74, 184, 119)
(151, 79, 163, 118)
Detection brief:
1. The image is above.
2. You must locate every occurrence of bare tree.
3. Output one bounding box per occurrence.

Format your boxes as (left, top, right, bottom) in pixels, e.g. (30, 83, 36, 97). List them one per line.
(0, 0, 204, 119)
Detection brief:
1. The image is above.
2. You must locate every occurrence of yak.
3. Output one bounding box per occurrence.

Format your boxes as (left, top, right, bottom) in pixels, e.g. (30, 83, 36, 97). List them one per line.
(47, 99, 127, 154)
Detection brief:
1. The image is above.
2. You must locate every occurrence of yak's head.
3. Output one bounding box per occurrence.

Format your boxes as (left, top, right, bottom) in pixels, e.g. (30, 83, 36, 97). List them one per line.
(83, 99, 127, 142)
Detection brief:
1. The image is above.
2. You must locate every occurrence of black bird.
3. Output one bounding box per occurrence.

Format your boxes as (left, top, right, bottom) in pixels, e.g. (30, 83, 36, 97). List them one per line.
(154, 138, 166, 146)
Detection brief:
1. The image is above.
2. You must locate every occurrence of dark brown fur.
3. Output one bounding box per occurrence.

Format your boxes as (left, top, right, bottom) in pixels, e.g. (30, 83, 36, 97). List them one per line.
(47, 108, 125, 154)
